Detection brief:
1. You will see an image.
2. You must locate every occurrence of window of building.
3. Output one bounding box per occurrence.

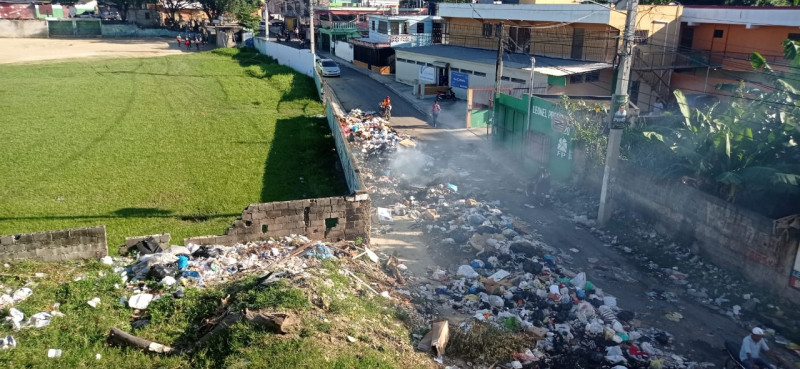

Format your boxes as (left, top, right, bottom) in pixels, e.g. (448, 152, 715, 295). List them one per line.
(416, 61, 425, 65)
(417, 22, 425, 34)
(713, 29, 724, 38)
(371, 21, 375, 31)
(401, 22, 409, 34)
(788, 33, 800, 41)
(144, 12, 150, 19)
(378, 21, 387, 34)
(482, 23, 492, 37)
(396, 58, 407, 63)
(570, 74, 583, 84)
(584, 71, 600, 83)
(474, 71, 486, 77)
(634, 30, 649, 45)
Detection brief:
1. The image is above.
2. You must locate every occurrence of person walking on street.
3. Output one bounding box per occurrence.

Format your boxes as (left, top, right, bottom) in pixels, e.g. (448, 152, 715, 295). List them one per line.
(431, 101, 441, 128)
(185, 38, 191, 50)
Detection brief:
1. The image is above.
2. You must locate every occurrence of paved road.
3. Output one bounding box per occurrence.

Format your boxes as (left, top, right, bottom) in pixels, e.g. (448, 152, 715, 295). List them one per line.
(322, 66, 432, 129)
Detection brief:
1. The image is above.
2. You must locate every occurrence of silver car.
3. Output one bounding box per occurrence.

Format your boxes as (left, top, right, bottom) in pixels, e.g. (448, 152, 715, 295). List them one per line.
(315, 58, 340, 77)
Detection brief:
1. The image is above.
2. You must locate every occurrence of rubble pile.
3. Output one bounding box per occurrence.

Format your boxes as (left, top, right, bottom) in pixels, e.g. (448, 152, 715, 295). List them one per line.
(342, 113, 714, 368)
(112, 235, 365, 310)
(554, 186, 800, 343)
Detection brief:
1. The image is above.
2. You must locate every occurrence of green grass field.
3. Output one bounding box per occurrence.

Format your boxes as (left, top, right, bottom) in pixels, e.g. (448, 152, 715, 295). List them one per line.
(0, 48, 347, 247)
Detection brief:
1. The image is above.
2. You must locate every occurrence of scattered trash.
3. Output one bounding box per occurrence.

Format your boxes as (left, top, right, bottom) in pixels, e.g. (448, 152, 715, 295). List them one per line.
(457, 265, 479, 279)
(665, 312, 683, 322)
(377, 207, 393, 222)
(128, 294, 154, 310)
(0, 335, 16, 350)
(47, 348, 62, 358)
(346, 335, 357, 343)
(100, 256, 114, 265)
(417, 320, 449, 357)
(87, 297, 100, 308)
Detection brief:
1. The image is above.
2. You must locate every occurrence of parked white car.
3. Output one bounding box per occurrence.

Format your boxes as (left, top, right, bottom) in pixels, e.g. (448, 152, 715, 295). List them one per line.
(315, 58, 340, 77)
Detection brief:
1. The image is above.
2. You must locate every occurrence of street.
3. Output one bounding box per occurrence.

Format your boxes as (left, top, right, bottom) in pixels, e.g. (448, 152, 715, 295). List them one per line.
(325, 63, 770, 365)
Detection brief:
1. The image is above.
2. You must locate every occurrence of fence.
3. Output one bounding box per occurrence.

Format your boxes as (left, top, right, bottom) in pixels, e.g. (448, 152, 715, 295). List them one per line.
(466, 87, 528, 128)
(48, 19, 101, 37)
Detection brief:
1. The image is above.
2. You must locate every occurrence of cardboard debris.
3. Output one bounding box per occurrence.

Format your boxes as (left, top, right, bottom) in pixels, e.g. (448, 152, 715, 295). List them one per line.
(399, 139, 416, 147)
(417, 320, 449, 357)
(422, 209, 439, 221)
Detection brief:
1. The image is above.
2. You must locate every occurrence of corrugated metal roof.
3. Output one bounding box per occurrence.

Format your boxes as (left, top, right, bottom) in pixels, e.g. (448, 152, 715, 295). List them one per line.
(395, 45, 612, 76)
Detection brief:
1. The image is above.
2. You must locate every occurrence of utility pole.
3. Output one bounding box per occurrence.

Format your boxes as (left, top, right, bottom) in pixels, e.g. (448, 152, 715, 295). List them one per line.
(597, 0, 638, 225)
(491, 21, 504, 137)
(309, 0, 316, 57)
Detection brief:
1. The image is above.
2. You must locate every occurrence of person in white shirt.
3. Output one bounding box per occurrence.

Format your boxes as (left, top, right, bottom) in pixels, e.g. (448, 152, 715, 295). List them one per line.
(740, 327, 771, 369)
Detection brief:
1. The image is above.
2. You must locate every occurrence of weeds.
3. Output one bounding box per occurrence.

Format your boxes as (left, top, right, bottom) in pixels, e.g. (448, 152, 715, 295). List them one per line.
(448, 321, 527, 362)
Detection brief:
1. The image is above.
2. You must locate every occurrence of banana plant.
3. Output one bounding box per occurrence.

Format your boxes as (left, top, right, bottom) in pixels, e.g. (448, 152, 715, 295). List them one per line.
(639, 40, 800, 208)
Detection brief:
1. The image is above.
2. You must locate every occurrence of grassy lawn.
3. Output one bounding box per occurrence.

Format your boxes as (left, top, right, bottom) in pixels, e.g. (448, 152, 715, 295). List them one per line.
(0, 48, 347, 247)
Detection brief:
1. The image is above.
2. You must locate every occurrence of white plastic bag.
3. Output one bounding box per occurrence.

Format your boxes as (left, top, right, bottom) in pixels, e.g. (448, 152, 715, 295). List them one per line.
(570, 272, 587, 289)
(457, 265, 479, 279)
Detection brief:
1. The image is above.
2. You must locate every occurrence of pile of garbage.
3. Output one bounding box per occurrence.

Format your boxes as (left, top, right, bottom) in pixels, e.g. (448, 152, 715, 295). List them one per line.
(340, 109, 416, 160)
(344, 130, 714, 368)
(110, 235, 350, 311)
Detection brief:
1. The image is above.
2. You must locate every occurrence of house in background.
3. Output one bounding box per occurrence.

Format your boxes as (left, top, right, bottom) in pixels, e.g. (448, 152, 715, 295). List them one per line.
(349, 14, 441, 74)
(392, 2, 684, 110)
(314, 3, 426, 53)
(671, 6, 800, 99)
(0, 0, 36, 19)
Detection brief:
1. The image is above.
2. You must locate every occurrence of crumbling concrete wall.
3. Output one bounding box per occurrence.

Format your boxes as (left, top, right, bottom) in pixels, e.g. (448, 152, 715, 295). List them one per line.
(185, 195, 371, 246)
(0, 20, 48, 38)
(0, 226, 108, 262)
(572, 152, 800, 304)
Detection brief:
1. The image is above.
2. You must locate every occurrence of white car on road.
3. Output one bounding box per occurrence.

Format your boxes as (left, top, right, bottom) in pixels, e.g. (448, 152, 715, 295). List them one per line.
(315, 58, 340, 77)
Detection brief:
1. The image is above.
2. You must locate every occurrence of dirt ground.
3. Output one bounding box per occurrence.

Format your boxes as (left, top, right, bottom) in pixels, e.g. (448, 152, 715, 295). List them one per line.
(0, 38, 197, 64)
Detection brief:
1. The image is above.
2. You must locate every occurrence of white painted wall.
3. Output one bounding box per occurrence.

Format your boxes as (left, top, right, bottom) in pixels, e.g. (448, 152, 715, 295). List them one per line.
(395, 49, 547, 99)
(254, 37, 314, 77)
(334, 41, 353, 62)
(0, 20, 48, 38)
(682, 7, 800, 27)
(437, 3, 613, 24)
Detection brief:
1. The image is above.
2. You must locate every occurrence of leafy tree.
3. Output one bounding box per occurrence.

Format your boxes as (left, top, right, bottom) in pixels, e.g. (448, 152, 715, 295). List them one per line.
(195, 0, 261, 29)
(637, 40, 800, 217)
(102, 0, 154, 21)
(160, 0, 190, 27)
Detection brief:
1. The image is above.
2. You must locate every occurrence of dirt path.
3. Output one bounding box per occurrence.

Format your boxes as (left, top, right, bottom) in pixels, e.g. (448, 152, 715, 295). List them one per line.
(0, 38, 197, 64)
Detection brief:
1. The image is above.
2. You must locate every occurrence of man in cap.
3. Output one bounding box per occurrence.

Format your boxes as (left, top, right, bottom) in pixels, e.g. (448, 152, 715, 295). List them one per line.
(740, 327, 771, 369)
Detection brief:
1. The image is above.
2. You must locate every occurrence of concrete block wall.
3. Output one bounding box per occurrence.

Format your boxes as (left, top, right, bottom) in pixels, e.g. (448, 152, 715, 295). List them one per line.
(0, 20, 48, 38)
(0, 226, 108, 262)
(571, 151, 800, 303)
(185, 195, 371, 246)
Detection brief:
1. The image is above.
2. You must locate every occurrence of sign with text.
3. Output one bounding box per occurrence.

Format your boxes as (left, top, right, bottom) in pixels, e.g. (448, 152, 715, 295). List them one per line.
(419, 66, 435, 82)
(450, 71, 469, 89)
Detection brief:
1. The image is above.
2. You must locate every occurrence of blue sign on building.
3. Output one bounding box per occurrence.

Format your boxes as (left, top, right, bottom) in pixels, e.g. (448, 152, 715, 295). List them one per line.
(450, 71, 469, 89)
